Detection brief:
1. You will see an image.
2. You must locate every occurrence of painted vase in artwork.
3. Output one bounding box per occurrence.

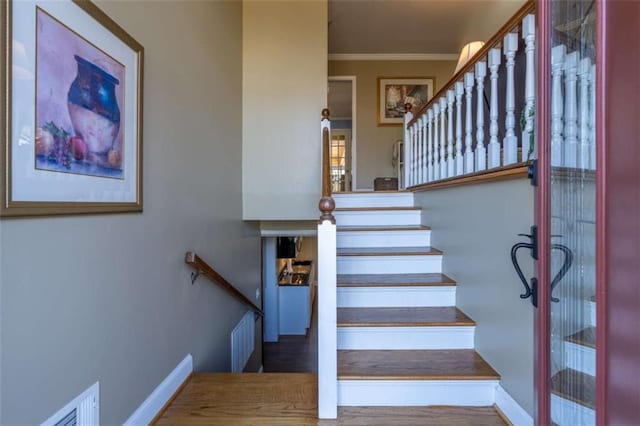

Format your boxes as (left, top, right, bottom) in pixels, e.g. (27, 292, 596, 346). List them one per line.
(67, 55, 121, 156)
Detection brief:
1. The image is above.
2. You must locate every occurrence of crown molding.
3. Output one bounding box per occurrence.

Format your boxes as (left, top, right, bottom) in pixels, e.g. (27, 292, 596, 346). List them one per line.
(328, 53, 459, 61)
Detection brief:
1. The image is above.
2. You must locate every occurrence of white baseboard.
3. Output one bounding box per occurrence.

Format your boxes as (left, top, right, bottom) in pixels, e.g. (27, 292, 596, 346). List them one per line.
(495, 385, 533, 426)
(123, 354, 193, 426)
(258, 365, 264, 373)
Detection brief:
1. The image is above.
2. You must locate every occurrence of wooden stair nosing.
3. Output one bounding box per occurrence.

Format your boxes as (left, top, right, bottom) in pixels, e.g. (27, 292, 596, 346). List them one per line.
(337, 246, 443, 256)
(337, 306, 475, 327)
(337, 273, 456, 288)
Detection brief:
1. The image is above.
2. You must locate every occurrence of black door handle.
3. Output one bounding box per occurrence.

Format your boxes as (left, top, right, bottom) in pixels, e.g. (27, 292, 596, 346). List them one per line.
(550, 242, 573, 302)
(511, 240, 538, 307)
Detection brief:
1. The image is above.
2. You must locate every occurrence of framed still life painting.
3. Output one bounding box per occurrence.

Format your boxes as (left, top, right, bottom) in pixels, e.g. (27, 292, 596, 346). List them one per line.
(377, 77, 434, 126)
(1, 0, 143, 217)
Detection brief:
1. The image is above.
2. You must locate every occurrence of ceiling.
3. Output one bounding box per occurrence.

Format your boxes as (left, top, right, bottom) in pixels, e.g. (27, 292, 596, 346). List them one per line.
(329, 0, 527, 55)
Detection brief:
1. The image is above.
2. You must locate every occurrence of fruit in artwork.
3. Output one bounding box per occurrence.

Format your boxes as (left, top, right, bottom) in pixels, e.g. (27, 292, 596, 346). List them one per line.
(108, 149, 121, 168)
(35, 127, 54, 156)
(70, 135, 88, 161)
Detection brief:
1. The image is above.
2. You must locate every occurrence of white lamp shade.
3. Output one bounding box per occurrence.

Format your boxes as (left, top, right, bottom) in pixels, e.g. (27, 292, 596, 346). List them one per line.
(454, 41, 485, 74)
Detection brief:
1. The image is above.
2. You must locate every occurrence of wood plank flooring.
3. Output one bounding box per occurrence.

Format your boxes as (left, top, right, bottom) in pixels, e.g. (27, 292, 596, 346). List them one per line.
(338, 349, 500, 380)
(154, 373, 508, 425)
(337, 273, 455, 287)
(337, 307, 474, 327)
(337, 246, 442, 256)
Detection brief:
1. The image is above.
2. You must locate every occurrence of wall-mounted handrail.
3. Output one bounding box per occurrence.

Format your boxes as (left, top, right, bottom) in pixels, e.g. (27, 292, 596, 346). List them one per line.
(185, 252, 264, 318)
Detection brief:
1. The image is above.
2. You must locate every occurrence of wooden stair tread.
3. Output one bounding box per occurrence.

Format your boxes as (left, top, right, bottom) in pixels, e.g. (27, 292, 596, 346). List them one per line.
(551, 369, 596, 410)
(565, 327, 596, 349)
(337, 406, 508, 425)
(337, 225, 431, 232)
(338, 350, 500, 380)
(335, 206, 421, 211)
(337, 246, 443, 256)
(337, 307, 474, 327)
(337, 273, 456, 287)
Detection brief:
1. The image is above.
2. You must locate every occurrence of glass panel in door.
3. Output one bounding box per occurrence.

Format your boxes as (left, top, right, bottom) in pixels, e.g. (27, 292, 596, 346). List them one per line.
(548, 1, 597, 424)
(330, 131, 352, 192)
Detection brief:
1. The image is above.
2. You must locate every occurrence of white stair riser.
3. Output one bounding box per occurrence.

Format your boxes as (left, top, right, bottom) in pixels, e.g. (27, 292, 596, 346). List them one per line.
(337, 326, 474, 350)
(564, 342, 595, 376)
(338, 380, 499, 406)
(551, 394, 595, 425)
(337, 230, 431, 248)
(589, 301, 596, 327)
(337, 255, 442, 275)
(337, 286, 455, 308)
(334, 210, 422, 227)
(333, 193, 414, 209)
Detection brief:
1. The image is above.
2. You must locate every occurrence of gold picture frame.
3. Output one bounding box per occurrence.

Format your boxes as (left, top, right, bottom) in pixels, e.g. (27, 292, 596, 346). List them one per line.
(1, 0, 144, 218)
(377, 77, 434, 126)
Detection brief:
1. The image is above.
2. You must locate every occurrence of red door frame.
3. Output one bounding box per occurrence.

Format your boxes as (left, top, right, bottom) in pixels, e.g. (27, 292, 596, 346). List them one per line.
(536, 1, 640, 424)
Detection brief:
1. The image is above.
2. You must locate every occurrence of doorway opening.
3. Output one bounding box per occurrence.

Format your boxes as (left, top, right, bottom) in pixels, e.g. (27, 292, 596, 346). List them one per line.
(328, 76, 356, 191)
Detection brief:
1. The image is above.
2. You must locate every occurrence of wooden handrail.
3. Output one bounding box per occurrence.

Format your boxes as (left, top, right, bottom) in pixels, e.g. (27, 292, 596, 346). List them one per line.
(319, 108, 336, 223)
(185, 252, 264, 318)
(408, 0, 536, 127)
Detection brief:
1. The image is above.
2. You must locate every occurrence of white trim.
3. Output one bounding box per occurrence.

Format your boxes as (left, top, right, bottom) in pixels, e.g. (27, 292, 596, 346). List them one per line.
(551, 394, 595, 425)
(337, 254, 442, 274)
(337, 229, 431, 248)
(333, 192, 414, 209)
(495, 385, 533, 426)
(337, 286, 455, 307)
(337, 326, 474, 350)
(258, 365, 264, 373)
(329, 75, 357, 190)
(565, 341, 596, 376)
(123, 354, 193, 426)
(334, 209, 422, 227)
(338, 379, 498, 406)
(329, 53, 459, 61)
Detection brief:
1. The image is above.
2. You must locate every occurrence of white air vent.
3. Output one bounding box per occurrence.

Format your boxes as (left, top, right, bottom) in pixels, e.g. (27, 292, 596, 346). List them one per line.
(42, 382, 99, 426)
(231, 310, 255, 372)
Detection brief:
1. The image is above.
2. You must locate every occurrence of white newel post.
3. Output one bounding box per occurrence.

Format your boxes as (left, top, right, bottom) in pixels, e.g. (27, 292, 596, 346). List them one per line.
(563, 51, 579, 168)
(589, 63, 596, 170)
(464, 72, 475, 173)
(403, 109, 413, 188)
(455, 82, 464, 175)
(488, 49, 501, 168)
(578, 57, 592, 170)
(551, 45, 566, 167)
(439, 97, 447, 179)
(427, 109, 434, 182)
(475, 61, 487, 171)
(503, 32, 518, 165)
(447, 90, 455, 176)
(522, 14, 536, 162)
(433, 103, 441, 181)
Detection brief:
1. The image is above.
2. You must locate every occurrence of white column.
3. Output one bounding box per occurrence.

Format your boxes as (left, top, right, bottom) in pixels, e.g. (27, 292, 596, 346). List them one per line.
(317, 220, 337, 418)
(503, 32, 518, 165)
(447, 89, 455, 176)
(421, 116, 428, 183)
(563, 51, 579, 168)
(488, 49, 501, 168)
(522, 14, 536, 162)
(403, 111, 413, 188)
(475, 61, 487, 171)
(439, 97, 447, 178)
(589, 63, 596, 170)
(551, 45, 566, 167)
(427, 109, 434, 181)
(433, 103, 441, 181)
(455, 82, 464, 175)
(578, 57, 592, 169)
(464, 72, 475, 173)
(416, 118, 423, 184)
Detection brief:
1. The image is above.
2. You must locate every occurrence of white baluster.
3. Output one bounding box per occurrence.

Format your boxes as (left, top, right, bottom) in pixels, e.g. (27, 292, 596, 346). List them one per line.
(421, 116, 428, 183)
(551, 45, 566, 167)
(578, 57, 592, 169)
(427, 109, 434, 181)
(464, 72, 475, 173)
(564, 51, 579, 168)
(416, 117, 423, 184)
(475, 61, 487, 171)
(411, 123, 418, 184)
(522, 14, 536, 162)
(590, 63, 596, 170)
(488, 49, 501, 168)
(433, 103, 441, 181)
(503, 32, 518, 165)
(455, 82, 464, 175)
(403, 109, 413, 188)
(439, 97, 447, 178)
(447, 90, 455, 176)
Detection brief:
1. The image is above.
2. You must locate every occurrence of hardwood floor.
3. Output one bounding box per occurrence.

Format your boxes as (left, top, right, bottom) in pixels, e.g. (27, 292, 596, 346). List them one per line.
(337, 306, 475, 327)
(154, 373, 508, 425)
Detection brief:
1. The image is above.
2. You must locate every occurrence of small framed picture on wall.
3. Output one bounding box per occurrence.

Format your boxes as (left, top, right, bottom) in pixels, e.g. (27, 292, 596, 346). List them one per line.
(377, 77, 434, 126)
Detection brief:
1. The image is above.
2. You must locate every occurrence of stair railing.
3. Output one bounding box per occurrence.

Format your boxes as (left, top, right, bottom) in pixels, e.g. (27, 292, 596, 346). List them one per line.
(403, 1, 544, 189)
(317, 108, 337, 419)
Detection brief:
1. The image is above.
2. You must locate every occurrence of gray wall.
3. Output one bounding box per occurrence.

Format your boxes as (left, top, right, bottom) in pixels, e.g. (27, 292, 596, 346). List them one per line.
(0, 2, 262, 424)
(414, 178, 535, 415)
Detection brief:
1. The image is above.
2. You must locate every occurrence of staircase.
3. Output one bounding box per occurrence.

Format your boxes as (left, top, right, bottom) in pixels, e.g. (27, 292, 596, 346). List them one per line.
(332, 191, 502, 408)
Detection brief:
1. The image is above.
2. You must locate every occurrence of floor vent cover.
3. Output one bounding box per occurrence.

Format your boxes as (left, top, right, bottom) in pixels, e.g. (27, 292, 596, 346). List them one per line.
(42, 382, 99, 426)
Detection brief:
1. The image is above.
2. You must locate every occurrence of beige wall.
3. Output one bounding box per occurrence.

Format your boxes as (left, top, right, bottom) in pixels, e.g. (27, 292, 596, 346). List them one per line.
(414, 179, 535, 415)
(328, 60, 456, 189)
(0, 2, 262, 424)
(243, 1, 327, 220)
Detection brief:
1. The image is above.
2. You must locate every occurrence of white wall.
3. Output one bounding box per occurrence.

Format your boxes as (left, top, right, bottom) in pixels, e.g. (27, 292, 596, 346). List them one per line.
(414, 178, 535, 415)
(0, 2, 261, 424)
(243, 0, 328, 220)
